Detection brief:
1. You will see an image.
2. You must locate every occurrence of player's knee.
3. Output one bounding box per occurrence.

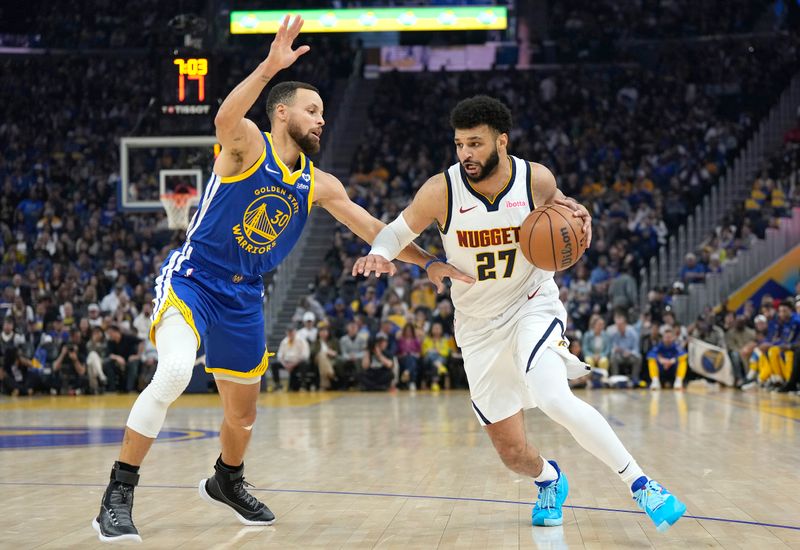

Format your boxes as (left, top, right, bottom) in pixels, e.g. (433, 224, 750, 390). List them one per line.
(225, 406, 257, 429)
(495, 441, 527, 468)
(148, 352, 195, 404)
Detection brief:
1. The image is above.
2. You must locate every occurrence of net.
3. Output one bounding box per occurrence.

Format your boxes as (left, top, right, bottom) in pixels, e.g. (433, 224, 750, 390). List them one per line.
(160, 190, 200, 230)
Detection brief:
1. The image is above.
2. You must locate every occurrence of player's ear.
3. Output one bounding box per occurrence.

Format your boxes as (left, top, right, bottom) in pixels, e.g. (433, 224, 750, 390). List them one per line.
(275, 103, 288, 122)
(496, 132, 508, 149)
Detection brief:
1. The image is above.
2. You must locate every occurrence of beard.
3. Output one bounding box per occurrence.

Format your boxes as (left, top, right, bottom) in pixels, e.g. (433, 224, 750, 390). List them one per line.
(462, 147, 500, 183)
(288, 119, 321, 156)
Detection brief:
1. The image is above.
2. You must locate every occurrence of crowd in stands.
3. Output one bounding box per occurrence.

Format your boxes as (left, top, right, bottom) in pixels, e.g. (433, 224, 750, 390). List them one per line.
(285, 35, 799, 394)
(0, 30, 353, 396)
(1, 6, 798, 397)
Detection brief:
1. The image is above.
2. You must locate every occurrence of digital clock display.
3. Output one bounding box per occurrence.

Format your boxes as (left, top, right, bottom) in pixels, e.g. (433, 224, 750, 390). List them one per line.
(161, 55, 213, 117)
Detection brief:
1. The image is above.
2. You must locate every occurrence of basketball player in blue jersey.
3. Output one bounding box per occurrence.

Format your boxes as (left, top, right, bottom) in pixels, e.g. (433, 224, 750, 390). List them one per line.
(353, 95, 686, 532)
(92, 16, 471, 543)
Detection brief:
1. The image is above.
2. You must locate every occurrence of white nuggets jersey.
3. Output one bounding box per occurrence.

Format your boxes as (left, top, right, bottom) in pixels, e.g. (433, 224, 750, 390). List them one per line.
(440, 155, 554, 319)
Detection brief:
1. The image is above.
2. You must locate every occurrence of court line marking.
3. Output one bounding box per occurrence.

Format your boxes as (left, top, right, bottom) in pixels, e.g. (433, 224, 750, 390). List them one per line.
(1, 481, 798, 533)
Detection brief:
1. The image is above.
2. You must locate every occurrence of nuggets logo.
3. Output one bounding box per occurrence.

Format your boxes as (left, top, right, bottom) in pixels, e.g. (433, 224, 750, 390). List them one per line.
(232, 185, 300, 255)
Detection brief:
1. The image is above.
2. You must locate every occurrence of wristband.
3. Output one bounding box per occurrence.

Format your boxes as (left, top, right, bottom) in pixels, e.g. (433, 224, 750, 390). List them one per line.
(425, 258, 446, 270)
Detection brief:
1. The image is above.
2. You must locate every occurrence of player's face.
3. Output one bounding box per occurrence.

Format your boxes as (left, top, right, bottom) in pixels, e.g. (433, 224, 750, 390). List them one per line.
(286, 89, 325, 155)
(454, 125, 504, 182)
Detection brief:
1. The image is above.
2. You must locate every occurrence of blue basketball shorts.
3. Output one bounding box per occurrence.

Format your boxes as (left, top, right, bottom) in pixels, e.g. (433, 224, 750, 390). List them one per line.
(150, 247, 270, 380)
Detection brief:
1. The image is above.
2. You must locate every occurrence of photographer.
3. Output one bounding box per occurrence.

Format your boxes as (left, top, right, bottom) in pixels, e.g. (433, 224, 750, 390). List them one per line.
(52, 329, 88, 395)
(1, 318, 34, 395)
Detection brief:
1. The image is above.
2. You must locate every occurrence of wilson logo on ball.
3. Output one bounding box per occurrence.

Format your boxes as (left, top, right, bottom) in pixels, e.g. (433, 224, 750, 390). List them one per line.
(560, 226, 573, 268)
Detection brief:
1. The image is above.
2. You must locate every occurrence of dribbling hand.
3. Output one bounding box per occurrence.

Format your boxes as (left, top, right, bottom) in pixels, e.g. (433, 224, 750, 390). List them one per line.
(554, 197, 593, 248)
(265, 15, 310, 72)
(352, 254, 397, 278)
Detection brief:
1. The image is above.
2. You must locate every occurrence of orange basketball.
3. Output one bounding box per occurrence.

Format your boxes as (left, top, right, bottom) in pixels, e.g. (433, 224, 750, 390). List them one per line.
(519, 204, 587, 271)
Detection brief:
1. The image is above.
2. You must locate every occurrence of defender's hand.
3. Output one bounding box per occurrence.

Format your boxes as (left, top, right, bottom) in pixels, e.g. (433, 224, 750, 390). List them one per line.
(555, 197, 592, 248)
(352, 254, 397, 278)
(265, 15, 310, 72)
(427, 262, 475, 294)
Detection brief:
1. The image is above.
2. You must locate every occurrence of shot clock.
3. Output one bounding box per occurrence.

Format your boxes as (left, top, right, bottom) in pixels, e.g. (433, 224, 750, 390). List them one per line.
(160, 52, 215, 132)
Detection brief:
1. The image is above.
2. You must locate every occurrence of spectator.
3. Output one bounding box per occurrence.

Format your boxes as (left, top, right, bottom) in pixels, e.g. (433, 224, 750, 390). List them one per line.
(311, 324, 340, 391)
(338, 321, 368, 389)
(679, 253, 708, 285)
(421, 321, 455, 392)
(608, 311, 643, 386)
(274, 326, 313, 392)
(396, 323, 422, 391)
(132, 302, 153, 341)
(647, 327, 688, 391)
(582, 316, 611, 382)
(85, 326, 109, 394)
(104, 324, 143, 393)
(723, 313, 755, 386)
(431, 300, 455, 337)
(359, 334, 395, 391)
(86, 303, 104, 328)
(607, 265, 637, 311)
(52, 329, 88, 395)
(297, 311, 318, 344)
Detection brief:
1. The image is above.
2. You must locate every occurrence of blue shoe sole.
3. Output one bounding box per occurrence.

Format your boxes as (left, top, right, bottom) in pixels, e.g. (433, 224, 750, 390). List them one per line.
(532, 517, 563, 527)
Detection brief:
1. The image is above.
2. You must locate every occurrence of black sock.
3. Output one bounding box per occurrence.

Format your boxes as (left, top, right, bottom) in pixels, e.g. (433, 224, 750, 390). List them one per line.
(216, 455, 243, 472)
(115, 461, 140, 474)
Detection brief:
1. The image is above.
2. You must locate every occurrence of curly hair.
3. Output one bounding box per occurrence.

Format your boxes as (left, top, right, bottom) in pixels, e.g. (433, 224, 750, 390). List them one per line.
(449, 95, 512, 135)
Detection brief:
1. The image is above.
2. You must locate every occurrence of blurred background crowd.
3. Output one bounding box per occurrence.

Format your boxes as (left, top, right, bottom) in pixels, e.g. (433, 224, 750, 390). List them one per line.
(1, 0, 798, 396)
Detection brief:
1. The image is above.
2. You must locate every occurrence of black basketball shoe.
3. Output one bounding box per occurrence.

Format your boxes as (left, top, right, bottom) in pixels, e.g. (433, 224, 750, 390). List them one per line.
(198, 457, 275, 525)
(92, 462, 142, 543)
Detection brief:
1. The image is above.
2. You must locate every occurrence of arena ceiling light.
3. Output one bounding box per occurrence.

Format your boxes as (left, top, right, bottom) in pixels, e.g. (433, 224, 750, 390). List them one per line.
(230, 7, 508, 34)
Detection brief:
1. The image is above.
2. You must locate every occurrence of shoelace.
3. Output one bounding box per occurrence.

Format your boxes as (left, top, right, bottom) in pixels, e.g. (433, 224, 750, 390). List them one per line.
(108, 484, 133, 526)
(536, 481, 558, 510)
(634, 481, 667, 512)
(232, 478, 262, 510)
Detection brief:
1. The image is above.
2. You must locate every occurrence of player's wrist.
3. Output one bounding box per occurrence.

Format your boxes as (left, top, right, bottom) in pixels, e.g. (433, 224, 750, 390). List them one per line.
(258, 60, 280, 80)
(425, 258, 446, 271)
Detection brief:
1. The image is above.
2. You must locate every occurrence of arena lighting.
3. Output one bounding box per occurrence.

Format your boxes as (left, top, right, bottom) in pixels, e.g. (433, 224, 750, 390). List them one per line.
(230, 7, 508, 34)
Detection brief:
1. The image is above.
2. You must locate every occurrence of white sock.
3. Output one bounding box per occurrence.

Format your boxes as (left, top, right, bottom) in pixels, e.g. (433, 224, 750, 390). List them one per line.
(617, 459, 647, 492)
(534, 457, 558, 484)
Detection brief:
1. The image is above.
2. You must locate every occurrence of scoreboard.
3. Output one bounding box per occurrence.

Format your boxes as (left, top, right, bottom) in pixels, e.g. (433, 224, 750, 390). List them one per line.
(160, 52, 215, 131)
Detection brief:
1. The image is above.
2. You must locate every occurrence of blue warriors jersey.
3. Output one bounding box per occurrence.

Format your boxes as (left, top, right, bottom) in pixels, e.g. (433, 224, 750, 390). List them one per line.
(647, 342, 687, 360)
(185, 131, 315, 277)
(768, 315, 800, 345)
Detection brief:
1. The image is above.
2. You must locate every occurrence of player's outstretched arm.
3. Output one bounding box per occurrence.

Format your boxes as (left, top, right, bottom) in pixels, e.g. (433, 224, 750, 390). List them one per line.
(214, 15, 309, 159)
(530, 162, 593, 248)
(314, 171, 473, 292)
(350, 174, 475, 291)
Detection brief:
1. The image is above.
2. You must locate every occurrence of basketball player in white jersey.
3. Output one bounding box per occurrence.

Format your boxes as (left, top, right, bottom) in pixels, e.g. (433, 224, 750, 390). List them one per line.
(353, 96, 686, 531)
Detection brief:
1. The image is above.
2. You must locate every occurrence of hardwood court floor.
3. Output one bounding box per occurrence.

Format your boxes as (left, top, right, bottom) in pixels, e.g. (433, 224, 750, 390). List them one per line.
(1, 387, 798, 549)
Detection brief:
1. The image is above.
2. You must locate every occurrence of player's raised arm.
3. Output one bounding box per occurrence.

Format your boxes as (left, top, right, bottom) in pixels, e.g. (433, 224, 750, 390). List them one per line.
(531, 162, 593, 248)
(214, 15, 310, 160)
(314, 171, 474, 292)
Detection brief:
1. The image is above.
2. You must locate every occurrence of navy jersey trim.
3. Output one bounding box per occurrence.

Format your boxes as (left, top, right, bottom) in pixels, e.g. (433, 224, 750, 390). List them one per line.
(525, 161, 535, 211)
(525, 318, 565, 373)
(458, 156, 516, 213)
(440, 170, 454, 234)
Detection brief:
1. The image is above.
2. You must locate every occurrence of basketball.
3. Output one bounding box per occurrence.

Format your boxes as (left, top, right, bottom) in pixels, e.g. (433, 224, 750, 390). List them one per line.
(519, 204, 587, 271)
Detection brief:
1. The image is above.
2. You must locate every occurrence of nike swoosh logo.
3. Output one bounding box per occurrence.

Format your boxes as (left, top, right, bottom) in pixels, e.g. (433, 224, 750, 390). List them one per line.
(264, 164, 281, 175)
(459, 205, 477, 214)
(527, 286, 541, 300)
(618, 462, 630, 475)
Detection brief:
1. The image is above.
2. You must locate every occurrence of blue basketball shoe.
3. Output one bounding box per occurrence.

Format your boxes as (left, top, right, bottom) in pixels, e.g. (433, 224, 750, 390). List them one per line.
(632, 476, 686, 531)
(531, 461, 569, 526)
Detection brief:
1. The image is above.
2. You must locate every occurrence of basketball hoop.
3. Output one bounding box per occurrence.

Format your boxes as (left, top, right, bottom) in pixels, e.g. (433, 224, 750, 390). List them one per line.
(160, 189, 199, 230)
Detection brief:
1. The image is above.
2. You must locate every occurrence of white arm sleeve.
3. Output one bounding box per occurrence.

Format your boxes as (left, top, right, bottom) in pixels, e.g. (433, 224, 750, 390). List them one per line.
(369, 213, 420, 261)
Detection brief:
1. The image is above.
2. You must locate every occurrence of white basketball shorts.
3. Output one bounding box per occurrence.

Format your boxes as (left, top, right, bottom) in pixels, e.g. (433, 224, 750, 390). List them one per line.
(454, 279, 589, 426)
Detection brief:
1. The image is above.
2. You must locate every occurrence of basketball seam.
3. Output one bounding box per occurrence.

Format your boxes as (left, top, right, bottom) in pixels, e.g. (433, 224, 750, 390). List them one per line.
(526, 210, 544, 268)
(546, 212, 557, 270)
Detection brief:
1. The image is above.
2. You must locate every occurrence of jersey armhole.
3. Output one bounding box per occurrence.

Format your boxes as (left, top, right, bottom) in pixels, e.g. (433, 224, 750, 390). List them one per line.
(439, 170, 454, 234)
(526, 161, 535, 210)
